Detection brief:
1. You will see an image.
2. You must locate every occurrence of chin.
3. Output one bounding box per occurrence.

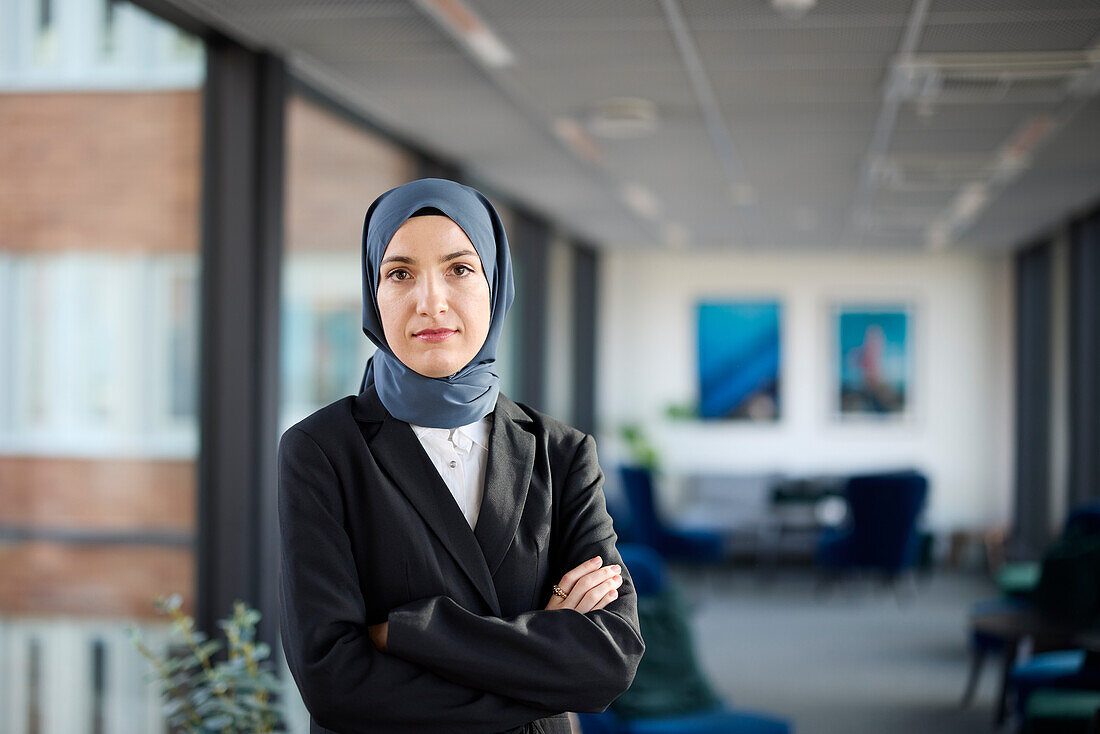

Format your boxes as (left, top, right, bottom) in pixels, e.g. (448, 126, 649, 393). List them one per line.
(418, 367, 455, 379)
(398, 341, 477, 379)
(410, 357, 465, 379)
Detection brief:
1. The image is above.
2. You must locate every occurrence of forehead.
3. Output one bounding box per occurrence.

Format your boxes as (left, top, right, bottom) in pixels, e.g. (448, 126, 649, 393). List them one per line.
(386, 214, 475, 252)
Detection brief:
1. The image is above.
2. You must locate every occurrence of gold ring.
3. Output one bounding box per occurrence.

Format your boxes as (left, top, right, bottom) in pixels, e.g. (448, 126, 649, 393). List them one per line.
(552, 584, 568, 599)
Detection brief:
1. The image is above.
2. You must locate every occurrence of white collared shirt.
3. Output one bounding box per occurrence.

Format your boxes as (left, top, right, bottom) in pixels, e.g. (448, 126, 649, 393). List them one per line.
(409, 415, 492, 530)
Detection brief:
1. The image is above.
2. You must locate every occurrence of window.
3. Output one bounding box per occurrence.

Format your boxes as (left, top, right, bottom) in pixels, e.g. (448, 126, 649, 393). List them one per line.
(279, 91, 416, 430)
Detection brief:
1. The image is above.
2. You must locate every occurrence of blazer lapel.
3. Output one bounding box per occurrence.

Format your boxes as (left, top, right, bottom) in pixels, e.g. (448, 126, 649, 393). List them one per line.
(352, 386, 534, 616)
(474, 394, 535, 580)
(354, 388, 500, 615)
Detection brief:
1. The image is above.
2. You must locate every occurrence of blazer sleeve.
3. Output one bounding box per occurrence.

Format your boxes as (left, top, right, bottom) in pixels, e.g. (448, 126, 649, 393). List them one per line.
(277, 427, 558, 734)
(384, 433, 646, 714)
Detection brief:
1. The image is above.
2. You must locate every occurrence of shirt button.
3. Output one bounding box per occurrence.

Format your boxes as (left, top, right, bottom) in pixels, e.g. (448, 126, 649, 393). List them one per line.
(448, 460, 458, 469)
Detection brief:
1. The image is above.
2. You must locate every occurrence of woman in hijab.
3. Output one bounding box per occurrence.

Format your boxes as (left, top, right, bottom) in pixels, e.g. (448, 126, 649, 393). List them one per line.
(277, 178, 645, 734)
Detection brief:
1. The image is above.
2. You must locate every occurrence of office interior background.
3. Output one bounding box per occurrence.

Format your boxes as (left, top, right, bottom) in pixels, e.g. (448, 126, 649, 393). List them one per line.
(1, 0, 1099, 732)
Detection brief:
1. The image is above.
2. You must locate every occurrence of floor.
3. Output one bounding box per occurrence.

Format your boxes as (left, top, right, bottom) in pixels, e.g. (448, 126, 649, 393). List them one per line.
(667, 564, 1004, 734)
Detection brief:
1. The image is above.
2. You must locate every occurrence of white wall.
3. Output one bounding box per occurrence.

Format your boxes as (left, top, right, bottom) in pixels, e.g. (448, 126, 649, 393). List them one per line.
(595, 249, 1015, 533)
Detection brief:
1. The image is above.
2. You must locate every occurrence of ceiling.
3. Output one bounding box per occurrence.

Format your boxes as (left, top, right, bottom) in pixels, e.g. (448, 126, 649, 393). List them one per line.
(157, 0, 1100, 253)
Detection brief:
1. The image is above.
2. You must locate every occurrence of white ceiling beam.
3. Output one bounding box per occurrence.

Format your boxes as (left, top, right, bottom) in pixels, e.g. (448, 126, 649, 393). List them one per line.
(658, 0, 747, 187)
(846, 0, 931, 247)
(658, 0, 757, 244)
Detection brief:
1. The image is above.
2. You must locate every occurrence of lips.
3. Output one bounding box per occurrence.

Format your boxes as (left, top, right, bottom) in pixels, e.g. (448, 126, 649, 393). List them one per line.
(414, 328, 456, 343)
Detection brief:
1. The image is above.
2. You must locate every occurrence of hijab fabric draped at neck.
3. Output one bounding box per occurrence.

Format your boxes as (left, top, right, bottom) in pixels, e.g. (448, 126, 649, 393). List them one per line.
(359, 178, 514, 429)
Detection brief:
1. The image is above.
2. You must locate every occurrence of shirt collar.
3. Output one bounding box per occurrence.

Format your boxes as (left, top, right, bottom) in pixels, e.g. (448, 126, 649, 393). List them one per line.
(411, 415, 491, 453)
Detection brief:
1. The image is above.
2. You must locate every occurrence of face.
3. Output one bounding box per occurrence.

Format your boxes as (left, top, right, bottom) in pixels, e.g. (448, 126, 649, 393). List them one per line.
(376, 215, 492, 379)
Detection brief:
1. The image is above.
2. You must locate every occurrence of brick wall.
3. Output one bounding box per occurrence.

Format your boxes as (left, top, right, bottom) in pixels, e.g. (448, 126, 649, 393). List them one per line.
(0, 456, 194, 530)
(285, 93, 414, 253)
(0, 90, 201, 254)
(0, 542, 195, 618)
(1, 89, 202, 619)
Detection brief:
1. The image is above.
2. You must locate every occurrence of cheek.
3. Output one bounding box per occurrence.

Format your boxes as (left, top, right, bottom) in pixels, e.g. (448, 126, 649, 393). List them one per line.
(468, 286, 491, 333)
(376, 291, 405, 331)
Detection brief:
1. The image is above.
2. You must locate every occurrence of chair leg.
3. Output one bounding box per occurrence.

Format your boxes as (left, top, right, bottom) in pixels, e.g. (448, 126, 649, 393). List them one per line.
(995, 638, 1021, 728)
(960, 649, 986, 708)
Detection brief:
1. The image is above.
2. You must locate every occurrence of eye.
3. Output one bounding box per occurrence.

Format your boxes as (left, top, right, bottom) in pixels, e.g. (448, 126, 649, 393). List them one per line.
(453, 263, 475, 276)
(386, 269, 410, 281)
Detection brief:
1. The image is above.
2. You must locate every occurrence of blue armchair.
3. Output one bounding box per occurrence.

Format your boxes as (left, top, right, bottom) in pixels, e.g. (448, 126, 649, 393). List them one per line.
(618, 466, 726, 564)
(815, 470, 928, 581)
(1011, 650, 1100, 720)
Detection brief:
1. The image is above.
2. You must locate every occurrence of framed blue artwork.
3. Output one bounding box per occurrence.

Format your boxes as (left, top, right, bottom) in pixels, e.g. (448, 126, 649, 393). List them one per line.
(834, 304, 911, 418)
(697, 300, 781, 421)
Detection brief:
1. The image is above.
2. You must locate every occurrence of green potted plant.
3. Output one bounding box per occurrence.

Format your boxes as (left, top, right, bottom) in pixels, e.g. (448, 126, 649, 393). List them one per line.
(619, 422, 660, 472)
(663, 401, 698, 421)
(127, 594, 285, 733)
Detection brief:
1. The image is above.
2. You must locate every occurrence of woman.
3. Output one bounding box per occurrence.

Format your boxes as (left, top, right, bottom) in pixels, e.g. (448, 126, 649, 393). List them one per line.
(277, 178, 645, 734)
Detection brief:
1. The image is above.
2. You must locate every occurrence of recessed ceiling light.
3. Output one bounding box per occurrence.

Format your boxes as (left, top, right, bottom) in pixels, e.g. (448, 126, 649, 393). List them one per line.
(553, 117, 604, 165)
(993, 114, 1055, 183)
(413, 0, 515, 69)
(587, 97, 659, 139)
(953, 182, 989, 222)
(620, 183, 661, 220)
(770, 0, 816, 20)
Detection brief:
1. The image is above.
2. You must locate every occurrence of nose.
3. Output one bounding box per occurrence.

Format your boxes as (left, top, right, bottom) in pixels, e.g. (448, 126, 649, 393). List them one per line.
(415, 272, 449, 316)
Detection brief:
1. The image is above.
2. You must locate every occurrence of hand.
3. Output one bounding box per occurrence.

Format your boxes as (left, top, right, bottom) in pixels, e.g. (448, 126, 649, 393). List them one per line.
(368, 621, 388, 651)
(544, 555, 623, 613)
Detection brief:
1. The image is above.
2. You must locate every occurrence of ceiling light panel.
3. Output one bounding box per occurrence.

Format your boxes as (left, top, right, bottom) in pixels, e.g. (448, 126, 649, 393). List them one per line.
(412, 0, 515, 69)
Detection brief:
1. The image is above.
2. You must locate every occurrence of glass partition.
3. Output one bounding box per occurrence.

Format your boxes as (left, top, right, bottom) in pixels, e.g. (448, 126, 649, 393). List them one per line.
(0, 0, 204, 730)
(279, 92, 416, 432)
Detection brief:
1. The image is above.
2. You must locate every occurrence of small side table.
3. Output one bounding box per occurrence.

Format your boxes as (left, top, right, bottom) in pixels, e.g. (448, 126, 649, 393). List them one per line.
(971, 608, 1086, 727)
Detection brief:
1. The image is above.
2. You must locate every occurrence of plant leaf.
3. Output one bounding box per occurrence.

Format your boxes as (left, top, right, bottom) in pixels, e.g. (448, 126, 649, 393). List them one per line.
(203, 713, 233, 729)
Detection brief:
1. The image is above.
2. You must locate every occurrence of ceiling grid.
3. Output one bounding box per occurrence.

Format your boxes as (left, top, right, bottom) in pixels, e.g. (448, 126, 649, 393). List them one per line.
(157, 0, 1100, 252)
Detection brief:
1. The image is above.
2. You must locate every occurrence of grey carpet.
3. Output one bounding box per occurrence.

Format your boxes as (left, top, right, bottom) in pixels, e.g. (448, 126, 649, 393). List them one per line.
(666, 566, 1003, 734)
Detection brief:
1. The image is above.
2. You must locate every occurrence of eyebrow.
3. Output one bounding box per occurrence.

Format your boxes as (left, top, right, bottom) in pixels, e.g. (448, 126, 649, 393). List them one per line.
(380, 249, 479, 267)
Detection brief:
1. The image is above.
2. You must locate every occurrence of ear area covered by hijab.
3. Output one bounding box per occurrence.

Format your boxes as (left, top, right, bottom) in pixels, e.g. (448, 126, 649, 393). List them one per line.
(358, 178, 515, 429)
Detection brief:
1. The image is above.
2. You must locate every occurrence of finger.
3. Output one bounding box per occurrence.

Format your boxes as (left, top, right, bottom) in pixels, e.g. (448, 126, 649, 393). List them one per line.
(576, 572, 622, 613)
(576, 572, 620, 616)
(544, 585, 571, 610)
(590, 587, 620, 611)
(545, 573, 583, 610)
(565, 564, 620, 610)
(557, 556, 603, 595)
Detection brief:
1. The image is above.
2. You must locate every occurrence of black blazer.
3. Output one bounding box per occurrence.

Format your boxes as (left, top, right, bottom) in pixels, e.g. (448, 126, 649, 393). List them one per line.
(277, 384, 645, 734)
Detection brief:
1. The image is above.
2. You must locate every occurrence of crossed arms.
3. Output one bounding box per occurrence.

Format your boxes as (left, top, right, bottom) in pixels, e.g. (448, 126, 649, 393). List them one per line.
(277, 427, 645, 734)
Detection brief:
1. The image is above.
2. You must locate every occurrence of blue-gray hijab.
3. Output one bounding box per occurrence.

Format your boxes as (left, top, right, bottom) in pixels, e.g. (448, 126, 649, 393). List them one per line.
(358, 178, 514, 428)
